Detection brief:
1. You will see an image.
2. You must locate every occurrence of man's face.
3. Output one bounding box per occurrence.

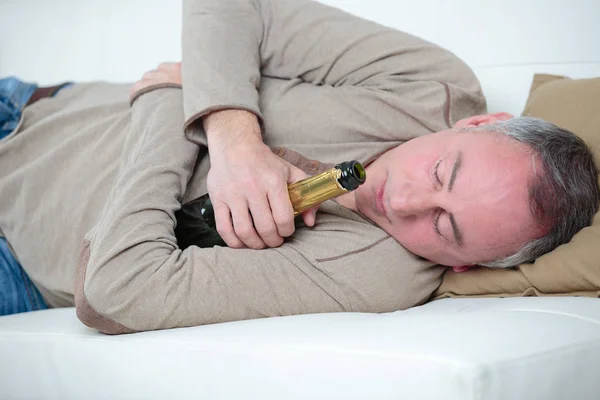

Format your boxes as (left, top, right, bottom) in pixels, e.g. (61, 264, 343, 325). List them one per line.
(354, 126, 543, 267)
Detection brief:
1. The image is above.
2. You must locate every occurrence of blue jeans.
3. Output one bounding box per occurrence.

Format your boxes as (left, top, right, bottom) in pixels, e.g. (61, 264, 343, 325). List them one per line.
(0, 77, 38, 140)
(1, 77, 61, 315)
(0, 77, 72, 139)
(1, 237, 48, 315)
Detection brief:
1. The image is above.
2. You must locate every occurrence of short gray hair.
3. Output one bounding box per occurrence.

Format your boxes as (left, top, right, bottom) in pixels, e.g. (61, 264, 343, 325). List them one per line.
(464, 117, 599, 268)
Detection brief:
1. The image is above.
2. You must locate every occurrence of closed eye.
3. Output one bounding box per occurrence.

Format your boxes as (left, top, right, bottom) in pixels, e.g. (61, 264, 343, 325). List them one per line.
(432, 158, 443, 187)
(433, 208, 444, 238)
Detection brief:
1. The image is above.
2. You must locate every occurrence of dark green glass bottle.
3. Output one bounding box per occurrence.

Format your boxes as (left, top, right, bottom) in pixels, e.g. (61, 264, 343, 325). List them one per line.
(175, 160, 366, 249)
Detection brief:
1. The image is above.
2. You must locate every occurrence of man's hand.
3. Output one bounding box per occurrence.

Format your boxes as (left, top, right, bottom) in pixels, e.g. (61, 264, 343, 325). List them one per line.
(130, 62, 182, 103)
(204, 109, 317, 249)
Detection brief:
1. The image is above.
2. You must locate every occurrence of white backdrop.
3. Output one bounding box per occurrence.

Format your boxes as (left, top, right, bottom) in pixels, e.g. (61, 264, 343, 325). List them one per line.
(1, 0, 599, 115)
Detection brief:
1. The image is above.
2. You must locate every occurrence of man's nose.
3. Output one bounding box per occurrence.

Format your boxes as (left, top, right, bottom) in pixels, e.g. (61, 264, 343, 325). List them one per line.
(388, 189, 435, 216)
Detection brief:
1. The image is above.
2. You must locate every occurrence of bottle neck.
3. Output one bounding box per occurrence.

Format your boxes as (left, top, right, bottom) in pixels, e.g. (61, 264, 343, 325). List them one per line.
(288, 167, 347, 215)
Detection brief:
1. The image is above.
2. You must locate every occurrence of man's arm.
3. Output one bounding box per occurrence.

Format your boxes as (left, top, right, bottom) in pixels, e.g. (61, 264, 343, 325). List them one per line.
(181, 0, 484, 131)
(75, 89, 348, 334)
(77, 0, 485, 333)
(179, 0, 485, 251)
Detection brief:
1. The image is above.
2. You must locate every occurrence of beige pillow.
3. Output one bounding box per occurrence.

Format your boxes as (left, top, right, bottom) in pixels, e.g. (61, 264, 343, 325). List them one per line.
(433, 74, 600, 299)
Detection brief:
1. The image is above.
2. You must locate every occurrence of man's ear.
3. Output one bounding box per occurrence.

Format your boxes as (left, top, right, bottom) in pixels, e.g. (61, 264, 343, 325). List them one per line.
(451, 265, 474, 273)
(453, 112, 514, 129)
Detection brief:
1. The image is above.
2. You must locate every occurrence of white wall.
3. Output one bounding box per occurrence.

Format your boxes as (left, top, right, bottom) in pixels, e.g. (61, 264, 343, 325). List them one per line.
(0, 0, 182, 83)
(1, 0, 599, 114)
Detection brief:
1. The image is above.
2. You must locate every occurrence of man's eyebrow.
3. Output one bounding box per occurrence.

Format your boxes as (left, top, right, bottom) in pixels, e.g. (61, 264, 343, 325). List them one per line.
(448, 151, 463, 246)
(449, 213, 464, 247)
(448, 151, 462, 192)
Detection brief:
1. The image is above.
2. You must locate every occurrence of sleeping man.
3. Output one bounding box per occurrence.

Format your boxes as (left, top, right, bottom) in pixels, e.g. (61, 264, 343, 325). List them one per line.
(0, 0, 598, 332)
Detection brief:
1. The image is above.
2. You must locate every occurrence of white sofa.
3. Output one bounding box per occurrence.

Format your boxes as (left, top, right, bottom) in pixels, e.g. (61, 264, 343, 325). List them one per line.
(1, 1, 599, 399)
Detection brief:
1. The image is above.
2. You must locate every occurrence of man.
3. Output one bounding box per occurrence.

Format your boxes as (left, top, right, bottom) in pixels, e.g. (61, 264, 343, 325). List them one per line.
(0, 0, 597, 333)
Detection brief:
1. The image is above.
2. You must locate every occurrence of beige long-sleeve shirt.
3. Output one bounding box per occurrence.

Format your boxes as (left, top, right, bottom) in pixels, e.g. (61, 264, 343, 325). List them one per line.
(0, 0, 485, 333)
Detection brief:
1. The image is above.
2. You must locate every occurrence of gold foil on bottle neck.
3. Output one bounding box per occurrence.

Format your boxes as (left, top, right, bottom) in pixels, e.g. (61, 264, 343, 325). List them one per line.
(288, 167, 347, 216)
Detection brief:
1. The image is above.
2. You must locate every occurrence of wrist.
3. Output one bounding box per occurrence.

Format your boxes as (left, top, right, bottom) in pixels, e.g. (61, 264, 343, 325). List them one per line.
(203, 109, 262, 151)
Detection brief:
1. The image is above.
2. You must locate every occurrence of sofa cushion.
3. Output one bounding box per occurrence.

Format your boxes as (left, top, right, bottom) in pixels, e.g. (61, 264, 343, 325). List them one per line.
(2, 298, 600, 400)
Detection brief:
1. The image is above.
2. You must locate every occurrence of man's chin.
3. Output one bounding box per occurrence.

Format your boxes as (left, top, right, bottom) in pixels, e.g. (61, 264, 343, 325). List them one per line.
(407, 250, 455, 267)
(389, 234, 459, 266)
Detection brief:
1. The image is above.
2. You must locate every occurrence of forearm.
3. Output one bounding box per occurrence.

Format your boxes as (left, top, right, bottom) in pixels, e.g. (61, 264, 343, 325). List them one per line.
(181, 0, 264, 132)
(75, 89, 343, 334)
(181, 0, 483, 147)
(202, 109, 262, 150)
(75, 89, 198, 332)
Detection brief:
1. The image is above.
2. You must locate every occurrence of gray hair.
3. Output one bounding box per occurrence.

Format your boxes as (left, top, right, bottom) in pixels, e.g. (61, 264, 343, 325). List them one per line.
(464, 117, 599, 268)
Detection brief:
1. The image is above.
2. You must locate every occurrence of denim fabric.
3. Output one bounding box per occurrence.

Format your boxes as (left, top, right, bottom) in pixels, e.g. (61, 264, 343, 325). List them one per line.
(1, 237, 48, 315)
(0, 77, 38, 140)
(1, 76, 54, 315)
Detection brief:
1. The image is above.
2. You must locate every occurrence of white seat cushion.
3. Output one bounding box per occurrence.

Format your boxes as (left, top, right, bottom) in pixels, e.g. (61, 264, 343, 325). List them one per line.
(1, 297, 599, 399)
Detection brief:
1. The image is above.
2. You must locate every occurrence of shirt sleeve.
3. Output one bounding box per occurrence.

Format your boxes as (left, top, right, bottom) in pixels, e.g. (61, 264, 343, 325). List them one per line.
(74, 88, 348, 334)
(181, 0, 485, 132)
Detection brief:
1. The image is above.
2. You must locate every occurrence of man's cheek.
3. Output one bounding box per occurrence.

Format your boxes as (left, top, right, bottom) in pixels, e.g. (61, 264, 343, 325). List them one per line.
(395, 224, 432, 252)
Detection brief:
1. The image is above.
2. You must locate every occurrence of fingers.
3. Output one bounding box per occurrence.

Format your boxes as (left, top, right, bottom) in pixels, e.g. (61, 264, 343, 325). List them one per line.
(249, 193, 284, 248)
(214, 195, 275, 250)
(139, 69, 173, 86)
(206, 145, 321, 250)
(214, 187, 291, 249)
(213, 202, 245, 249)
(157, 62, 181, 73)
(267, 183, 295, 238)
(142, 70, 163, 81)
(229, 199, 267, 250)
(130, 62, 183, 101)
(129, 70, 170, 102)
